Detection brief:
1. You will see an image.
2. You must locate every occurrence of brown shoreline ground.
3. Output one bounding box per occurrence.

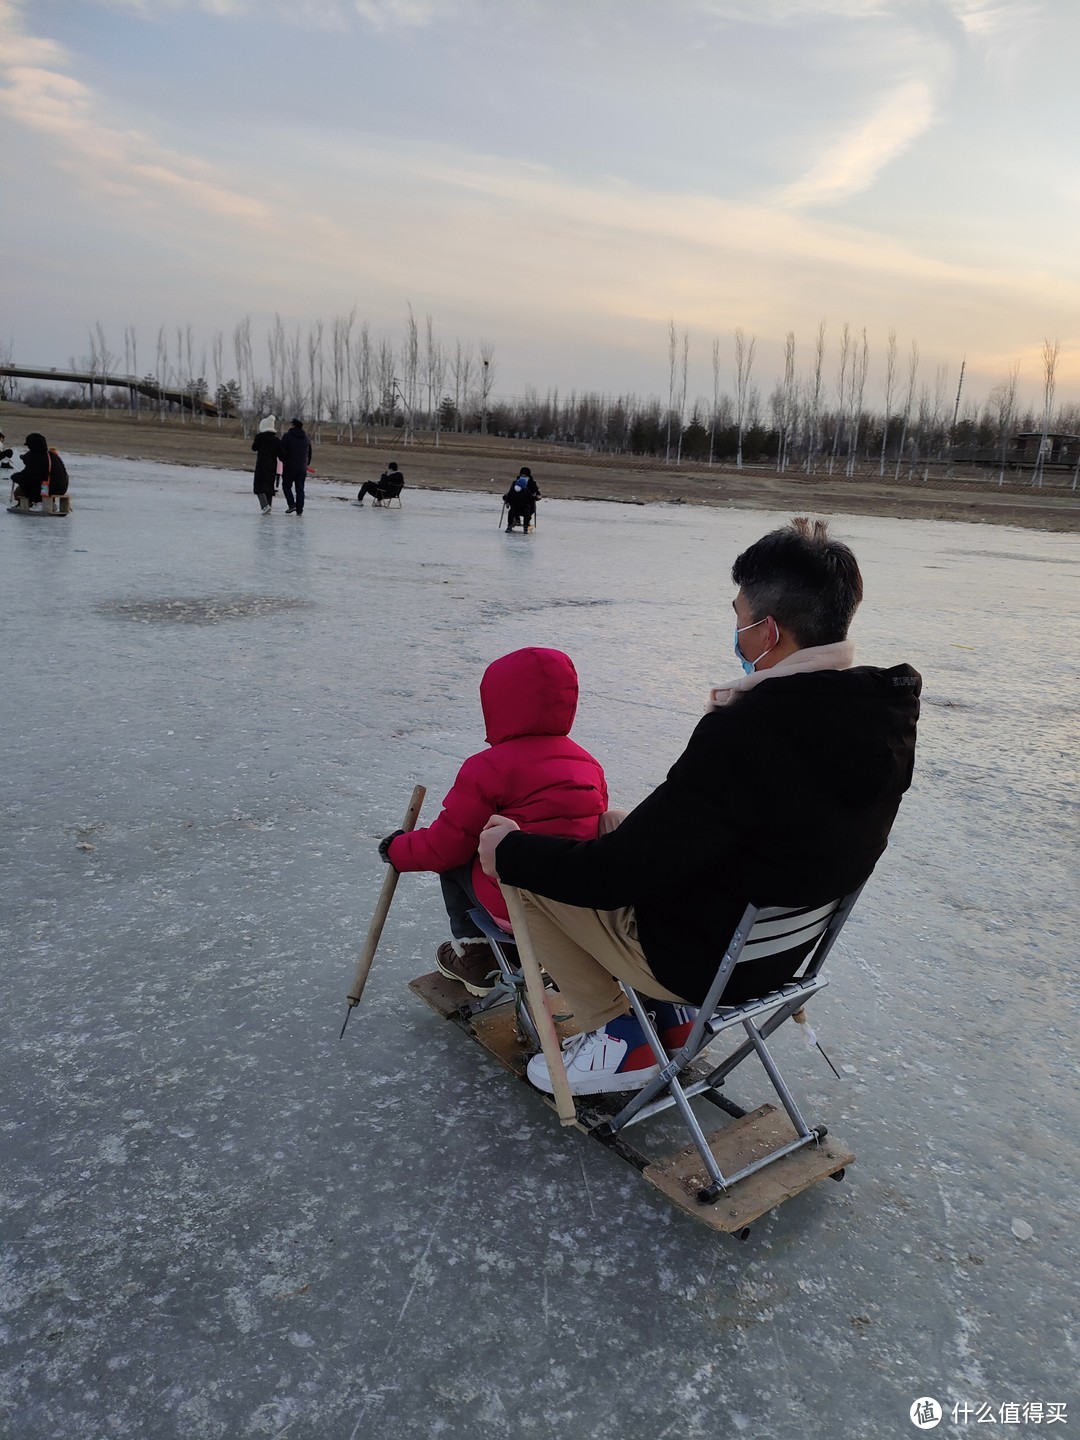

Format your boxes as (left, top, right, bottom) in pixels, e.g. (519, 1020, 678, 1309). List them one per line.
(4, 403, 1078, 532)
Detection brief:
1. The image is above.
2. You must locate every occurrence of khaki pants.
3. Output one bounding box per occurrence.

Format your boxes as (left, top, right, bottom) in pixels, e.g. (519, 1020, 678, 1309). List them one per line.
(518, 890, 691, 1034)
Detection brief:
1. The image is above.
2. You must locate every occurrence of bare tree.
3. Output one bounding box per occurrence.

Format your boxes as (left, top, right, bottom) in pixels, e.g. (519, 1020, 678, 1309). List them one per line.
(665, 320, 677, 463)
(925, 363, 949, 481)
(123, 324, 139, 417)
(155, 325, 169, 422)
(804, 320, 826, 474)
(733, 327, 756, 469)
(479, 341, 496, 435)
(894, 341, 919, 482)
(307, 319, 325, 439)
(375, 338, 395, 427)
(354, 322, 373, 442)
(776, 331, 796, 472)
(232, 315, 255, 436)
(211, 331, 224, 427)
(329, 308, 355, 440)
(1033, 337, 1060, 488)
(674, 328, 689, 465)
(426, 324, 447, 447)
(267, 314, 287, 415)
(828, 323, 851, 475)
(990, 360, 1020, 486)
(450, 341, 473, 432)
(88, 323, 117, 414)
(845, 328, 869, 477)
(284, 324, 303, 419)
(709, 337, 720, 465)
(879, 329, 898, 475)
(401, 306, 420, 444)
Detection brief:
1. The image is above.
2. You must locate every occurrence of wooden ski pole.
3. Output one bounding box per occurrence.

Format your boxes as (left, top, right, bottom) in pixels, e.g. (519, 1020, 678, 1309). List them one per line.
(500, 883, 576, 1126)
(339, 783, 426, 1038)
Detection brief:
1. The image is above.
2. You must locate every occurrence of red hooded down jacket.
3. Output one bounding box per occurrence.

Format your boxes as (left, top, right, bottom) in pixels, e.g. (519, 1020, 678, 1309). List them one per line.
(387, 648, 607, 927)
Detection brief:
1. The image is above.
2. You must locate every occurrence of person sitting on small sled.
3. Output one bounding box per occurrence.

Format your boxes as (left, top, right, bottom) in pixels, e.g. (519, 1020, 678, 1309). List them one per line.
(503, 467, 540, 531)
(479, 518, 921, 1097)
(379, 647, 607, 996)
(357, 461, 403, 506)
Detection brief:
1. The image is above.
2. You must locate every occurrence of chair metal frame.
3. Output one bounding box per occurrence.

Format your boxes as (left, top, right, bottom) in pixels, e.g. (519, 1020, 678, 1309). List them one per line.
(458, 905, 543, 1046)
(372, 478, 404, 507)
(593, 885, 865, 1204)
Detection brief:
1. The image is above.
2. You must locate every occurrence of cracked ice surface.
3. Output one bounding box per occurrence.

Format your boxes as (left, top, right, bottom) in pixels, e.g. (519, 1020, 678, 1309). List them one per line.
(1, 456, 1077, 1440)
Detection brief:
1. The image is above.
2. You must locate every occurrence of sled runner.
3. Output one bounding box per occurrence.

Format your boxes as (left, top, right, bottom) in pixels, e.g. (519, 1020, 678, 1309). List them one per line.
(409, 890, 858, 1238)
(8, 494, 72, 516)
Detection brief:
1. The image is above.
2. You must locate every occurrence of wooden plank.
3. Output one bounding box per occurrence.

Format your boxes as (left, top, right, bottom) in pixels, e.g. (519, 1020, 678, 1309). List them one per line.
(642, 1103, 854, 1233)
(408, 969, 475, 1019)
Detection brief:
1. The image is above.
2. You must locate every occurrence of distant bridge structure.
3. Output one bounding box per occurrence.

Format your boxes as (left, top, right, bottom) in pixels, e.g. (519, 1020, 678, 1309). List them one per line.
(0, 364, 222, 417)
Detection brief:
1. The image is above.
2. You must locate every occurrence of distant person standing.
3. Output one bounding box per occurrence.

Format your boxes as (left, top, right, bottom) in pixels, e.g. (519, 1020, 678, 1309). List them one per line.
(503, 466, 540, 532)
(279, 418, 312, 515)
(7, 433, 68, 509)
(251, 415, 278, 514)
(356, 461, 403, 505)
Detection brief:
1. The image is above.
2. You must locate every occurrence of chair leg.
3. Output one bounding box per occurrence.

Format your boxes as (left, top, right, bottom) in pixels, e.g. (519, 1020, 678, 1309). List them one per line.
(704, 997, 804, 1089)
(741, 1018, 815, 1139)
(612, 990, 731, 1194)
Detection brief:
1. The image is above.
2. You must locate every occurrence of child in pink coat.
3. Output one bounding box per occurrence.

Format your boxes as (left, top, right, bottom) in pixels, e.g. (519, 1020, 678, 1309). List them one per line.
(380, 648, 607, 995)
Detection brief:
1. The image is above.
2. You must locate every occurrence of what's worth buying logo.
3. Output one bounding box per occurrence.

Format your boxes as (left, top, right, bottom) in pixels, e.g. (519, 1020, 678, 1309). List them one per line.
(910, 1398, 943, 1429)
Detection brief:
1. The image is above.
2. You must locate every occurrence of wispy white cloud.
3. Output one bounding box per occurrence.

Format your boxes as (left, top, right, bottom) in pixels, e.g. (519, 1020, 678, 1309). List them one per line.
(776, 75, 938, 208)
(0, 61, 274, 226)
(3, 0, 1079, 395)
(74, 0, 465, 23)
(352, 0, 448, 29)
(690, 0, 888, 20)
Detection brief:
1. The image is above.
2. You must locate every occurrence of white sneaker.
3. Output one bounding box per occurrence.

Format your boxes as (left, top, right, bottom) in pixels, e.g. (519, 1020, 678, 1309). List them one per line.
(526, 1020, 659, 1097)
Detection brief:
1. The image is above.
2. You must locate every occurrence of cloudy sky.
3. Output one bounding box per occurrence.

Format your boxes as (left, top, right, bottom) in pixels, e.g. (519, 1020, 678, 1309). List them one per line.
(3, 0, 1079, 410)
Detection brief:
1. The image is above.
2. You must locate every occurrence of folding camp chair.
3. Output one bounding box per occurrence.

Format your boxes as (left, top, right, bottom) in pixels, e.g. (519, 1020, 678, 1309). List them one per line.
(591, 886, 864, 1208)
(372, 477, 404, 507)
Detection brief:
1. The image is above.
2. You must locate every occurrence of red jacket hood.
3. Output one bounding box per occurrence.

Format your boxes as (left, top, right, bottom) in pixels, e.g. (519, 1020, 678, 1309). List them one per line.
(481, 648, 579, 744)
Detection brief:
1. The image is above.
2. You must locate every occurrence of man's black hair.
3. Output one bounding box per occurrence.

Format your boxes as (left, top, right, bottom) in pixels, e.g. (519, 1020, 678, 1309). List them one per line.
(731, 517, 863, 647)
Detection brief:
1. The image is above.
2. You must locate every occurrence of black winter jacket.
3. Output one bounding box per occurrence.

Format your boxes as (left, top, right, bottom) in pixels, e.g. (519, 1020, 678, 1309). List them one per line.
(496, 663, 921, 1004)
(503, 476, 540, 511)
(278, 427, 311, 480)
(12, 436, 68, 502)
(251, 430, 279, 488)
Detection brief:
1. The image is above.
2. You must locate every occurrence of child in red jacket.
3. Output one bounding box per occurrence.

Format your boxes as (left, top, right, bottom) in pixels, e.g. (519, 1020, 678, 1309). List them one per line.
(380, 648, 607, 996)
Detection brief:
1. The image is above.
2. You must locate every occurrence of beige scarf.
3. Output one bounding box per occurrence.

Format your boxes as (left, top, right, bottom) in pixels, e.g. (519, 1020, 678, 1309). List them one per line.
(706, 641, 855, 712)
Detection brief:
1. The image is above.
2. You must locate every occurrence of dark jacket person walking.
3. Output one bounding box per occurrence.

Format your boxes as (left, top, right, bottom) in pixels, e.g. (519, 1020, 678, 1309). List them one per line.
(251, 415, 278, 514)
(279, 419, 312, 515)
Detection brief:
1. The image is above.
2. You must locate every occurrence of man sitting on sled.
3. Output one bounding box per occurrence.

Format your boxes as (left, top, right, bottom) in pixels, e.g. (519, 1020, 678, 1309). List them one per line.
(479, 517, 921, 1098)
(503, 467, 541, 532)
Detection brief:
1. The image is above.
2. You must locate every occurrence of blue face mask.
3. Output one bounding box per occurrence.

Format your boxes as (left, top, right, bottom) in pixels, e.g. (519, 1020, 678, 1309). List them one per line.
(734, 616, 774, 675)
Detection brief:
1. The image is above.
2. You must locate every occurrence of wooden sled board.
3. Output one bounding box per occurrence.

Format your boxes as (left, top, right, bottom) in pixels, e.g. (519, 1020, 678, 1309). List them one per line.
(642, 1104, 854, 1234)
(408, 969, 854, 1234)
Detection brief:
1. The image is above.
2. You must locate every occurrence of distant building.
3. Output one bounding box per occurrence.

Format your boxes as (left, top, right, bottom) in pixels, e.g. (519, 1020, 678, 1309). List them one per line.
(1011, 432, 1080, 466)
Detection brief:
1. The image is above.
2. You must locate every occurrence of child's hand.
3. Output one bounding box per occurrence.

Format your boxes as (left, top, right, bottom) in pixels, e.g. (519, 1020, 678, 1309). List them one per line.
(479, 815, 520, 876)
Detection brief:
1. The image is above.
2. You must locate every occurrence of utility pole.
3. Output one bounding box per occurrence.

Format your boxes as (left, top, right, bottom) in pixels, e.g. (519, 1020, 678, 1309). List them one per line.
(947, 357, 965, 477)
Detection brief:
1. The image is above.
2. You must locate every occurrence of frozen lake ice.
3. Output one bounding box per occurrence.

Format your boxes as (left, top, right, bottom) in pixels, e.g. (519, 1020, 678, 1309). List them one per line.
(1, 455, 1077, 1439)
